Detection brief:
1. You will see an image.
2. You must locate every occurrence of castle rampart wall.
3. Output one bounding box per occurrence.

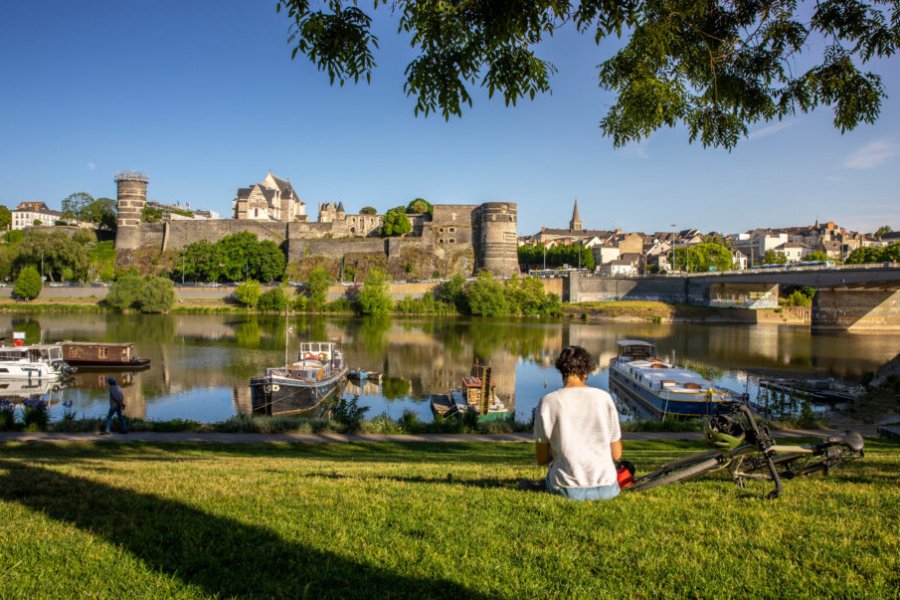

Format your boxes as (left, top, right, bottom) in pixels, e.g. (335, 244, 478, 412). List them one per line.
(162, 220, 289, 251)
(114, 173, 516, 277)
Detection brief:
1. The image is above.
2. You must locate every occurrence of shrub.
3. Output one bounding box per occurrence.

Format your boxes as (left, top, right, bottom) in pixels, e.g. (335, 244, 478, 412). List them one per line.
(305, 266, 331, 311)
(355, 268, 392, 316)
(22, 400, 49, 431)
(4, 230, 24, 244)
(360, 412, 402, 434)
(398, 409, 424, 433)
(323, 297, 354, 313)
(0, 401, 17, 431)
(465, 272, 509, 316)
(141, 277, 176, 313)
(105, 275, 145, 310)
(330, 395, 369, 433)
(72, 229, 98, 245)
(258, 287, 289, 312)
(434, 274, 468, 313)
(13, 265, 42, 300)
(381, 207, 411, 237)
(235, 280, 262, 308)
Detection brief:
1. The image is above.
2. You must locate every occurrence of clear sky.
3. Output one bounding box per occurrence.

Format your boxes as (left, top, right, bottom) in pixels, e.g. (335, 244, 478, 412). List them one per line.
(1, 0, 898, 236)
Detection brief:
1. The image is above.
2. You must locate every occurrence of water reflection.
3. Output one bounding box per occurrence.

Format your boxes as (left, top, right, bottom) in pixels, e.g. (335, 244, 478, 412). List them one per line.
(0, 313, 895, 423)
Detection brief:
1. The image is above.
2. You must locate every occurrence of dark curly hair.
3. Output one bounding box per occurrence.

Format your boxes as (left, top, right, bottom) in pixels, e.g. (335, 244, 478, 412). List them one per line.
(554, 345, 595, 380)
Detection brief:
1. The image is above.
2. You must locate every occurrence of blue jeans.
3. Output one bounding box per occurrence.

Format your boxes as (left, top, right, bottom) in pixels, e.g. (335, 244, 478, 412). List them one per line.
(105, 406, 127, 433)
(546, 474, 620, 501)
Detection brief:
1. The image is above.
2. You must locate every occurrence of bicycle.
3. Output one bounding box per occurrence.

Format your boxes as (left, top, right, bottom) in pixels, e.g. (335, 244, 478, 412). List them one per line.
(628, 403, 865, 499)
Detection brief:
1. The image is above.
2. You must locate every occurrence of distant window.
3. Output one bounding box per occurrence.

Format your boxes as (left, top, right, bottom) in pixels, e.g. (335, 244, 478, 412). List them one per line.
(255, 208, 259, 217)
(99, 347, 108, 358)
(449, 227, 456, 233)
(449, 239, 455, 244)
(439, 239, 444, 244)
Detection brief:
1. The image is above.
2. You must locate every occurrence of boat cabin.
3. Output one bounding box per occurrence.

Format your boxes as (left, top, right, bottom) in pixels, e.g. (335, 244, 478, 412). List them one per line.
(0, 345, 64, 363)
(616, 340, 656, 361)
(285, 364, 328, 381)
(298, 342, 342, 366)
(62, 342, 135, 363)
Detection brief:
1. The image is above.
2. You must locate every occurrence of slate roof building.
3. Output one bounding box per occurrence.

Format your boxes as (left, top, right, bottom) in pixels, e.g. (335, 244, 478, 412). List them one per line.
(12, 202, 64, 230)
(232, 172, 307, 222)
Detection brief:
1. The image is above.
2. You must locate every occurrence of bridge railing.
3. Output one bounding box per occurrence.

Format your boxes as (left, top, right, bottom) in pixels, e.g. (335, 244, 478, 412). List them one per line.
(566, 262, 899, 280)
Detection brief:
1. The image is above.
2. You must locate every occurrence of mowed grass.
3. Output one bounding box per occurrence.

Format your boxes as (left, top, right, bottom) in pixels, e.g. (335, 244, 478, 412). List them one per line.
(0, 439, 897, 599)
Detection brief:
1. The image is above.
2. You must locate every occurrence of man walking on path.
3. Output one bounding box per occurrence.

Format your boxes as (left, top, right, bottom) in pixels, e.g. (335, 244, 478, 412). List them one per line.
(103, 377, 128, 435)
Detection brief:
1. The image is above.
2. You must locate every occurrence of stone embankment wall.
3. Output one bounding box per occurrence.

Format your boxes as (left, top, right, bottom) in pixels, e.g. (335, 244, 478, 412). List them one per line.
(566, 274, 779, 309)
(566, 275, 688, 303)
(813, 288, 900, 331)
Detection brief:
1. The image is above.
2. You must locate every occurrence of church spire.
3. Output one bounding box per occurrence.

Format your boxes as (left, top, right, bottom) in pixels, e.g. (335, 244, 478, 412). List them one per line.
(569, 197, 582, 232)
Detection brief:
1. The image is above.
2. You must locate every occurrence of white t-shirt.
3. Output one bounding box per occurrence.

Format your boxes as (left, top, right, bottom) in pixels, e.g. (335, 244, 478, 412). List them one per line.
(534, 386, 622, 489)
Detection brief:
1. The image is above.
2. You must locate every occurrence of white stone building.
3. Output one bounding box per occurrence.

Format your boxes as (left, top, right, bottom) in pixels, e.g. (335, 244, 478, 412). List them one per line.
(11, 202, 64, 229)
(232, 172, 307, 222)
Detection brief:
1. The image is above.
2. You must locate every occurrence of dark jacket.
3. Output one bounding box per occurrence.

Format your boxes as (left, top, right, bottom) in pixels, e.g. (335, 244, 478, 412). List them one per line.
(108, 384, 125, 409)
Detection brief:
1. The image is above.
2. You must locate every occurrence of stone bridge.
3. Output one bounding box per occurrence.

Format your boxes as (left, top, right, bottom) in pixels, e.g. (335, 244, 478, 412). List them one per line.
(565, 265, 900, 332)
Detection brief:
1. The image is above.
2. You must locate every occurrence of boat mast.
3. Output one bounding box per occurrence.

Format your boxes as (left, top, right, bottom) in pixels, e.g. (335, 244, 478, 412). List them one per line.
(284, 303, 290, 368)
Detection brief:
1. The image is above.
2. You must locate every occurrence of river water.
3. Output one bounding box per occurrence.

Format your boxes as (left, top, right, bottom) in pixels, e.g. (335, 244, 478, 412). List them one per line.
(1, 313, 896, 424)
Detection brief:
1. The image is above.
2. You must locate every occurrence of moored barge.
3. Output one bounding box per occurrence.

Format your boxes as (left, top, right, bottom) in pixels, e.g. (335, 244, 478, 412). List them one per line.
(60, 342, 151, 371)
(608, 340, 734, 418)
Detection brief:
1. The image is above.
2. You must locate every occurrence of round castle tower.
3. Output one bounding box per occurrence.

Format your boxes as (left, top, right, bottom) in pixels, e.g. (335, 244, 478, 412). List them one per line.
(476, 202, 518, 277)
(115, 171, 149, 250)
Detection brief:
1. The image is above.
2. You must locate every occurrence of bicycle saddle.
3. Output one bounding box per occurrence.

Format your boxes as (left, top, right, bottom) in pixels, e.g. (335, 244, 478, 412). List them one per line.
(826, 431, 864, 453)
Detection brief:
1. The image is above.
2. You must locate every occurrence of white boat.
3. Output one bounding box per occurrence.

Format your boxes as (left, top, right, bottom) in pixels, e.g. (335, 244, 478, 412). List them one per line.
(0, 344, 75, 381)
(249, 341, 349, 416)
(608, 340, 735, 418)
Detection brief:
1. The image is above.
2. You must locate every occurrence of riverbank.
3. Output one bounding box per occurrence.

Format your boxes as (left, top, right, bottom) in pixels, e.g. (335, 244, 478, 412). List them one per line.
(1, 440, 896, 598)
(0, 293, 810, 324)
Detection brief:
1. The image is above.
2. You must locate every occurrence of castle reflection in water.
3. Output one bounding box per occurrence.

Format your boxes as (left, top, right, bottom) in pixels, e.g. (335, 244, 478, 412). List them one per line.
(1, 313, 896, 423)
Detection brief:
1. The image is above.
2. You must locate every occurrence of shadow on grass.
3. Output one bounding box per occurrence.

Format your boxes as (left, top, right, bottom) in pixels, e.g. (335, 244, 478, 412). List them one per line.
(303, 471, 519, 490)
(0, 441, 533, 466)
(0, 460, 489, 599)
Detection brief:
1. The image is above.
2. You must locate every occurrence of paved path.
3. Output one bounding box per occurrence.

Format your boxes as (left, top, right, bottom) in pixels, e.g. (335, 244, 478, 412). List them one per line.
(0, 428, 856, 445)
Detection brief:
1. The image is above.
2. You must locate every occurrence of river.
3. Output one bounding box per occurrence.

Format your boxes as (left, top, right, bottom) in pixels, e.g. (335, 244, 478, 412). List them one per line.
(1, 313, 896, 424)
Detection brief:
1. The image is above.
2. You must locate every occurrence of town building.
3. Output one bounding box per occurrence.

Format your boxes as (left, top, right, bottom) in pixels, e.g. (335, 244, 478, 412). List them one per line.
(232, 172, 307, 222)
(11, 202, 64, 229)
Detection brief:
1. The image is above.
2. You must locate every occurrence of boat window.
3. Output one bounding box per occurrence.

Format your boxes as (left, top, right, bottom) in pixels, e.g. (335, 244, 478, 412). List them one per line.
(0, 368, 7, 373)
(99, 347, 108, 359)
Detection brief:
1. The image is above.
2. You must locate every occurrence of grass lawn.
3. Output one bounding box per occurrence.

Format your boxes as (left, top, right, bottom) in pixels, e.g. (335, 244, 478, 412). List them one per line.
(1, 439, 897, 599)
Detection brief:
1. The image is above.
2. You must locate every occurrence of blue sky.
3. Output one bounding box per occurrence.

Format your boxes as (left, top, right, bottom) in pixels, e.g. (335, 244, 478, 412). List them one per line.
(1, 0, 897, 236)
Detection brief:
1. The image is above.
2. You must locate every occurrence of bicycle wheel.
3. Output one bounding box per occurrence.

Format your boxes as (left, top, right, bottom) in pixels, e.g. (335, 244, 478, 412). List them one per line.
(630, 455, 722, 492)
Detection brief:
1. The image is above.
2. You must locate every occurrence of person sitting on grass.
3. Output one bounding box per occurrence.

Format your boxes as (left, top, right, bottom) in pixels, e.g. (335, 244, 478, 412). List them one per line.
(532, 345, 622, 501)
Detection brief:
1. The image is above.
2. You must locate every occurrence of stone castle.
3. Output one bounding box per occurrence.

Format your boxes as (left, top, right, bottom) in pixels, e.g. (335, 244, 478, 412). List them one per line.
(114, 172, 519, 278)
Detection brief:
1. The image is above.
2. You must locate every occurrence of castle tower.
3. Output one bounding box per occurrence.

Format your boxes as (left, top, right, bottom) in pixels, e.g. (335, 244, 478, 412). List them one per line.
(115, 171, 149, 250)
(569, 197, 582, 232)
(475, 202, 518, 277)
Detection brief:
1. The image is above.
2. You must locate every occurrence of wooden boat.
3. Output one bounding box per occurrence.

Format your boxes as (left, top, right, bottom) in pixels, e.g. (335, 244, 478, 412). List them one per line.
(249, 341, 349, 416)
(60, 342, 151, 371)
(0, 344, 74, 380)
(608, 340, 734, 418)
(430, 363, 512, 422)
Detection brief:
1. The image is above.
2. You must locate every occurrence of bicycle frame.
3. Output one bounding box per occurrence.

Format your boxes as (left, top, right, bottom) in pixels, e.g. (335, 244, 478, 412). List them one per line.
(630, 404, 864, 499)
